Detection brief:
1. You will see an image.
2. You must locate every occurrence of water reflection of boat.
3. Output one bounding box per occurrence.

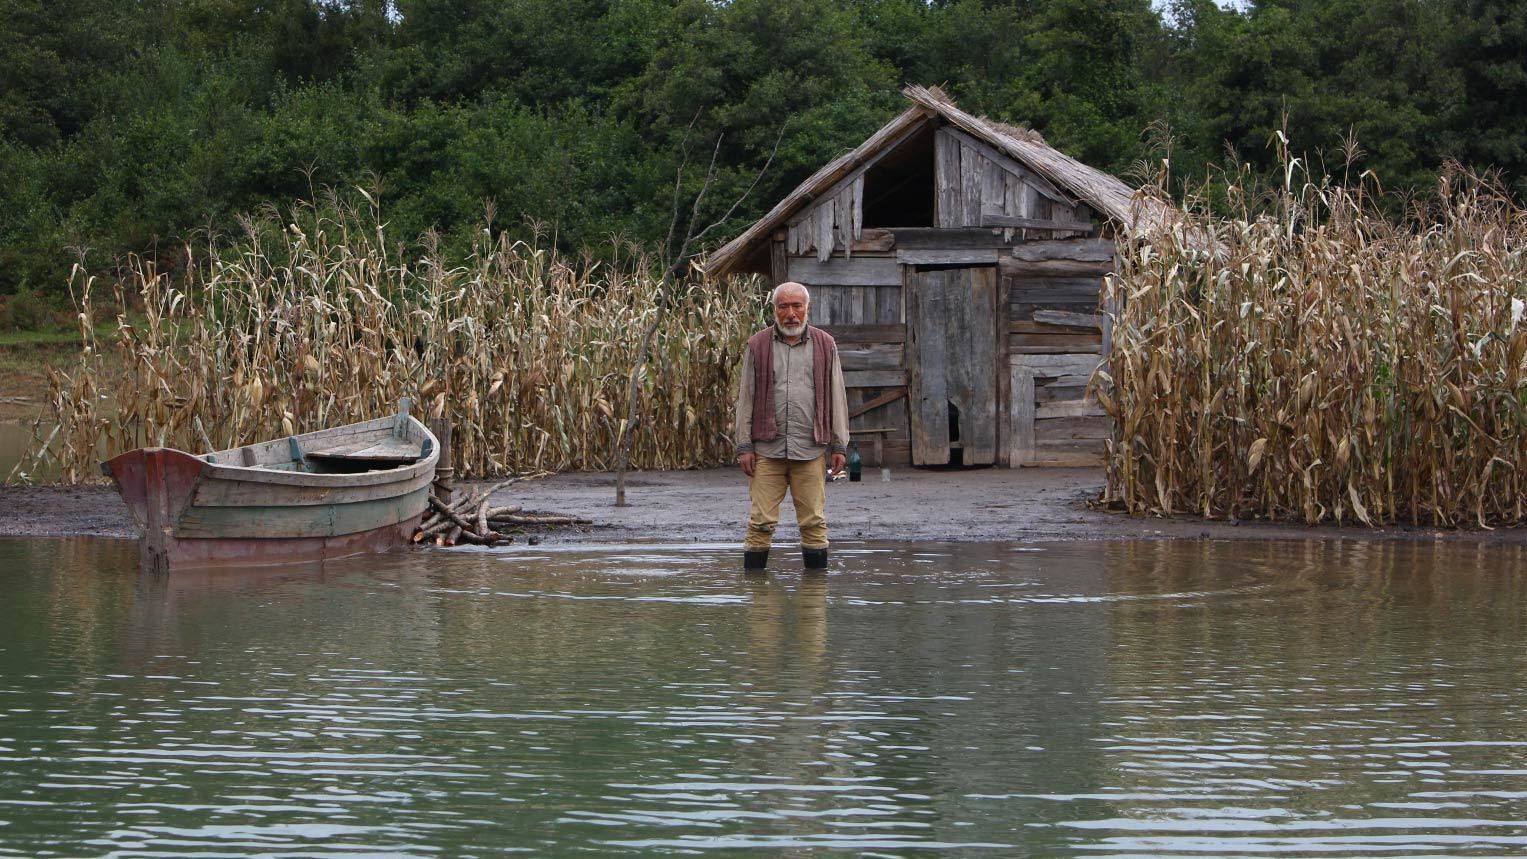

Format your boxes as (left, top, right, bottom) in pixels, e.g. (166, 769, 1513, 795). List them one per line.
(100, 401, 438, 572)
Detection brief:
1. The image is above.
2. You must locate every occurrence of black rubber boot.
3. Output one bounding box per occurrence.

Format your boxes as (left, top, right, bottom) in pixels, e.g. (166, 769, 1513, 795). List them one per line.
(743, 549, 769, 572)
(803, 547, 828, 571)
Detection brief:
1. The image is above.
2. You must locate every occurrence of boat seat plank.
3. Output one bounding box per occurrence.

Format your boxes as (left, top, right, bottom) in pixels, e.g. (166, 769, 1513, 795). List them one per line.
(305, 439, 425, 462)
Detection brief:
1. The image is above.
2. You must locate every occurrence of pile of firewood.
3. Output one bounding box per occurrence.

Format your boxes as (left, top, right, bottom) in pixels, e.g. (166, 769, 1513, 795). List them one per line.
(413, 474, 590, 547)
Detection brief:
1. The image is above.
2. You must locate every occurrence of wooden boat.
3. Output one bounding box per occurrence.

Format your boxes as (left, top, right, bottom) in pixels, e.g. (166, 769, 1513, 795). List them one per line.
(101, 401, 439, 571)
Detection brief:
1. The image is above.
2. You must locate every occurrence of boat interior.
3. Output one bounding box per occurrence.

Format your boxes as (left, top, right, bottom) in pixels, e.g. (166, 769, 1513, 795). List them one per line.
(201, 412, 433, 475)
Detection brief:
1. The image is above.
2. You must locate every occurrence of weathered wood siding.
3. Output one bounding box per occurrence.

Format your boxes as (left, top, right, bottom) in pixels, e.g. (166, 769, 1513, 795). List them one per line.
(906, 266, 998, 466)
(846, 345, 910, 467)
(780, 182, 1116, 469)
(787, 255, 901, 289)
(1008, 354, 1109, 467)
(797, 285, 903, 327)
(787, 174, 865, 261)
(1002, 238, 1113, 466)
(933, 128, 1095, 239)
(820, 320, 911, 466)
(785, 251, 913, 465)
(1002, 238, 1112, 355)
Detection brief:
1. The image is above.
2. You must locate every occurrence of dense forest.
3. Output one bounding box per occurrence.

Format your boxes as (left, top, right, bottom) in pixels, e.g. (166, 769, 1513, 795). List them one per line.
(2, 0, 1524, 323)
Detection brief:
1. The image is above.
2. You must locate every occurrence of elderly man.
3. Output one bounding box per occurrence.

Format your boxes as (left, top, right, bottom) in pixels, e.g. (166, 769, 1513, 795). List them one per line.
(733, 282, 849, 572)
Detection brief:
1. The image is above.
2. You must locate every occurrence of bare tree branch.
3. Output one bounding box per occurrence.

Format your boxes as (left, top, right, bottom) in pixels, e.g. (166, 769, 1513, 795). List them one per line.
(677, 131, 726, 271)
(689, 122, 787, 249)
(615, 117, 786, 507)
(664, 109, 705, 260)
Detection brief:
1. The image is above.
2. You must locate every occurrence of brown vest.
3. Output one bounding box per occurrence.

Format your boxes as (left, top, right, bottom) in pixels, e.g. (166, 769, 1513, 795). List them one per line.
(748, 326, 836, 446)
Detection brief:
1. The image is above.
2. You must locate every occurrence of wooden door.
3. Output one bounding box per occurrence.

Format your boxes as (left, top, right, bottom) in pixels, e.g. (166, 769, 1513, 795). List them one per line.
(906, 266, 998, 466)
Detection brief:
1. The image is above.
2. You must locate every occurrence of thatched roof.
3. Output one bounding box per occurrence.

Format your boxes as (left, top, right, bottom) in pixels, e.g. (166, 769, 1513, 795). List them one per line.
(703, 84, 1172, 279)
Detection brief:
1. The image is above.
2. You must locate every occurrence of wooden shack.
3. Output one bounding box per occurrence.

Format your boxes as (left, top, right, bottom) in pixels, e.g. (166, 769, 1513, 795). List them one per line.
(705, 85, 1170, 468)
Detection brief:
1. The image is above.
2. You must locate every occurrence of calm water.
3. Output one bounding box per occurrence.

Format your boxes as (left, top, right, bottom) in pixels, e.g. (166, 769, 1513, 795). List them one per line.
(1, 538, 1525, 857)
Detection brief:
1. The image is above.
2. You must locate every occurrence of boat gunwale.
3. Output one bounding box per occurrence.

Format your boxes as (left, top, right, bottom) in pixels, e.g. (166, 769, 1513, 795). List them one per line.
(107, 415, 441, 490)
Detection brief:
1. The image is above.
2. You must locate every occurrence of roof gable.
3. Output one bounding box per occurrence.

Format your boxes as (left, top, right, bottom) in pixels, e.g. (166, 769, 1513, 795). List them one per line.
(704, 85, 1170, 279)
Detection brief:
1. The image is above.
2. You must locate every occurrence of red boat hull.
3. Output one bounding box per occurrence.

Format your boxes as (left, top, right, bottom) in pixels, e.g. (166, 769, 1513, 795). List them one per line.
(103, 444, 432, 572)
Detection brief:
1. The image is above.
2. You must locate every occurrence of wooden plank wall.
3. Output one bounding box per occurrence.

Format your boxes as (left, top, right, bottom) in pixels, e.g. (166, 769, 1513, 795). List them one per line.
(1001, 239, 1113, 466)
(905, 266, 999, 466)
(787, 174, 866, 261)
(933, 128, 1094, 239)
(784, 251, 912, 466)
(777, 138, 1119, 469)
(782, 237, 1116, 468)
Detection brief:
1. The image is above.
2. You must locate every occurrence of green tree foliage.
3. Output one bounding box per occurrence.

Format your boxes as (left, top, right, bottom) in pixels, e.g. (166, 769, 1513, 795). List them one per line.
(1446, 0, 1527, 196)
(0, 0, 159, 146)
(611, 0, 902, 247)
(3, 0, 1527, 318)
(1164, 0, 1462, 192)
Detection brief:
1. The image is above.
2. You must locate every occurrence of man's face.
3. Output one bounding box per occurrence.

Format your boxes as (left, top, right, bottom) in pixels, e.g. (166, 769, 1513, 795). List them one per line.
(774, 287, 809, 337)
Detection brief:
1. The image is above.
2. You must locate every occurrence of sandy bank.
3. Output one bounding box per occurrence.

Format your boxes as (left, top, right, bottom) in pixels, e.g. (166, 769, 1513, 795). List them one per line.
(4, 467, 1525, 546)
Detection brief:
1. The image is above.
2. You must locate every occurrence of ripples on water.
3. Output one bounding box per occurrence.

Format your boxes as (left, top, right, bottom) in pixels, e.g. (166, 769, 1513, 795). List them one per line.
(0, 537, 1524, 856)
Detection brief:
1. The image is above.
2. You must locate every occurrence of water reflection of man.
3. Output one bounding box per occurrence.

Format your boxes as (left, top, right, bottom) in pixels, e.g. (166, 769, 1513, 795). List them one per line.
(744, 575, 829, 677)
(739, 575, 842, 852)
(733, 282, 850, 573)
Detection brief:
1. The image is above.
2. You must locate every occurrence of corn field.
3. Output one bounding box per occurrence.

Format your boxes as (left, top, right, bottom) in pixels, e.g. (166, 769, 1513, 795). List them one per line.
(33, 197, 765, 483)
(1101, 165, 1527, 526)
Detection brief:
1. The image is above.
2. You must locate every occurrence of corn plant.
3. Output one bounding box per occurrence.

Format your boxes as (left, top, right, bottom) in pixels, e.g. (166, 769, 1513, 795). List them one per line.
(32, 196, 765, 482)
(1102, 162, 1527, 527)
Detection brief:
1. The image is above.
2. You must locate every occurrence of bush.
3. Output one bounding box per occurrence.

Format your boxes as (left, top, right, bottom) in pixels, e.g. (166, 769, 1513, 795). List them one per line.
(0, 286, 53, 331)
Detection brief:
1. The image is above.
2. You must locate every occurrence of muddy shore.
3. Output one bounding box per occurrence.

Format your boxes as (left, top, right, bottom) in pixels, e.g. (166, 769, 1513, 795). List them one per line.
(4, 466, 1525, 546)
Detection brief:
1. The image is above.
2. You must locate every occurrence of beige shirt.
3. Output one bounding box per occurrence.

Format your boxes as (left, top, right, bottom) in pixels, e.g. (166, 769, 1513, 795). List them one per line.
(734, 325, 851, 461)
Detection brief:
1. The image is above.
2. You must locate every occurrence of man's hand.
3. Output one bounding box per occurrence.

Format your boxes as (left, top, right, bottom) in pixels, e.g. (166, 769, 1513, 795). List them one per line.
(739, 452, 755, 477)
(830, 452, 846, 476)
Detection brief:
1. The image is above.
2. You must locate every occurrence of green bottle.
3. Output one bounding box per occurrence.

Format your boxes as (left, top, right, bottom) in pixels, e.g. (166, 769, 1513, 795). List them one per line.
(848, 442, 862, 482)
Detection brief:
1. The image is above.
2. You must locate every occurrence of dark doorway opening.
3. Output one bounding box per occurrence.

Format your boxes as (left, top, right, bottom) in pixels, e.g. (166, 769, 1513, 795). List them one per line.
(860, 124, 936, 228)
(948, 401, 964, 466)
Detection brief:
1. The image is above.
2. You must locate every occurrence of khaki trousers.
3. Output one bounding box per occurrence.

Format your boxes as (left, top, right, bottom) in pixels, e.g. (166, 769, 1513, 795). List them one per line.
(746, 454, 828, 550)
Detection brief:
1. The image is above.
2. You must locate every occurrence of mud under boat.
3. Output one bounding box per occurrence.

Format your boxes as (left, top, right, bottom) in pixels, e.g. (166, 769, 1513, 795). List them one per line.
(101, 401, 439, 571)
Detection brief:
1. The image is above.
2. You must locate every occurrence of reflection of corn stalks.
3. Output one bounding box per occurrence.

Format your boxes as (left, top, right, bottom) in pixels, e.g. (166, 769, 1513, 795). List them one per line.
(5, 421, 60, 485)
(33, 198, 764, 483)
(1102, 166, 1527, 526)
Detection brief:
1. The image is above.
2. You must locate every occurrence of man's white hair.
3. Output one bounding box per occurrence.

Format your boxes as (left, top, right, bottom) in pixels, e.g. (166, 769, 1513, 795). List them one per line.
(768, 282, 810, 306)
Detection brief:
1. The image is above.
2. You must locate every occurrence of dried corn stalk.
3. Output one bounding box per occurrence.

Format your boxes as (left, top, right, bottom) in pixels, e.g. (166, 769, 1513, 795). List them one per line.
(31, 197, 766, 482)
(1103, 164, 1527, 527)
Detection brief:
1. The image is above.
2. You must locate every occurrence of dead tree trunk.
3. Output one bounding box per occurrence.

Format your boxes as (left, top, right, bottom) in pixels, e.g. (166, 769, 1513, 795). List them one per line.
(612, 124, 781, 507)
(613, 293, 669, 507)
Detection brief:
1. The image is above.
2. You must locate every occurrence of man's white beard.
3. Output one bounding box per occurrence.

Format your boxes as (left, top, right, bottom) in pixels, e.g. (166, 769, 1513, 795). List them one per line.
(778, 321, 806, 337)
